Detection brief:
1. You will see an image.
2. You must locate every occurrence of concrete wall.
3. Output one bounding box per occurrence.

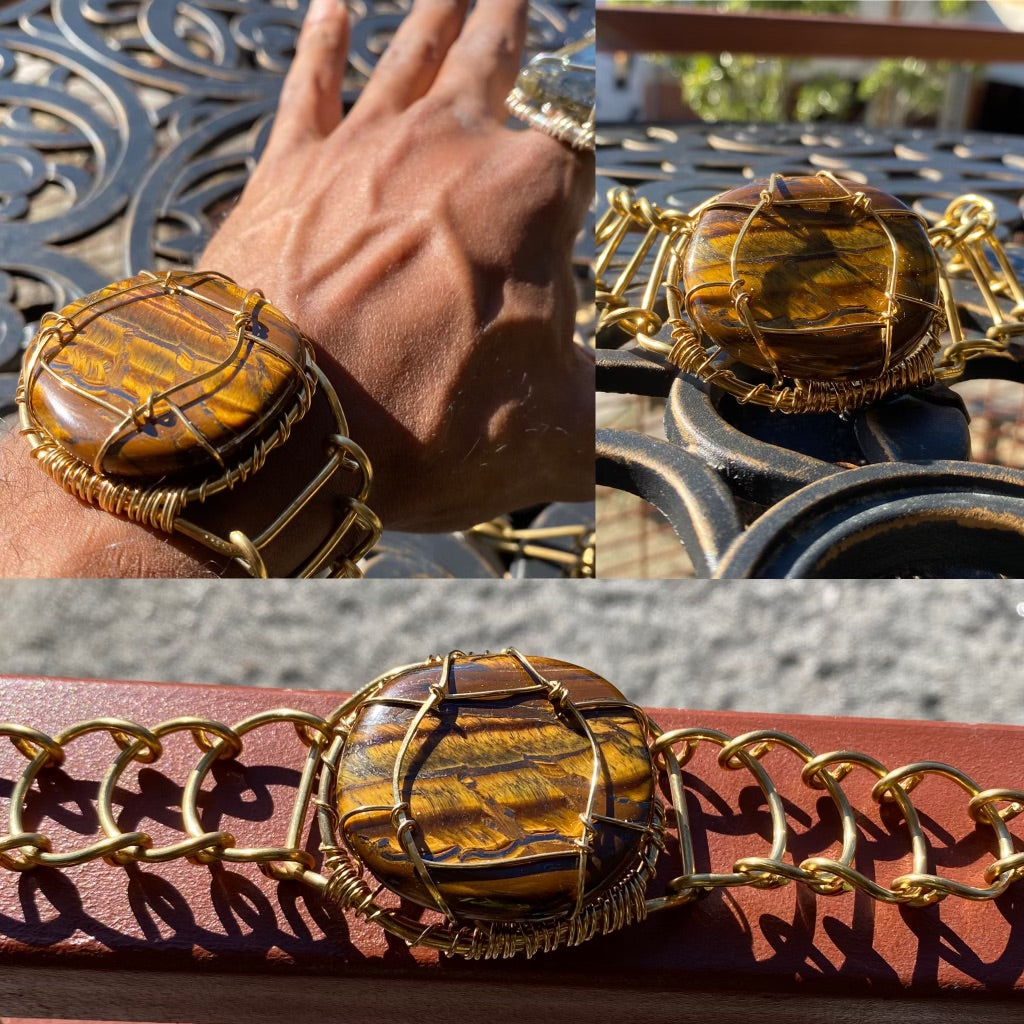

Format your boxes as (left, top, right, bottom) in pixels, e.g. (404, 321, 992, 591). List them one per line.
(2, 579, 1022, 726)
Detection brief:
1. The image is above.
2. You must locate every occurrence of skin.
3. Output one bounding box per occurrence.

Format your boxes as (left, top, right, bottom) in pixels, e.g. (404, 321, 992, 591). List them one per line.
(0, 0, 593, 577)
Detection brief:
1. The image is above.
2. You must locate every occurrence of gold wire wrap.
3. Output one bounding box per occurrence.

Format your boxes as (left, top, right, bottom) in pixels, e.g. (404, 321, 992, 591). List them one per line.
(467, 519, 595, 577)
(318, 648, 663, 959)
(506, 90, 595, 151)
(4, 662, 1024, 957)
(17, 271, 381, 577)
(505, 30, 595, 152)
(596, 172, 1024, 413)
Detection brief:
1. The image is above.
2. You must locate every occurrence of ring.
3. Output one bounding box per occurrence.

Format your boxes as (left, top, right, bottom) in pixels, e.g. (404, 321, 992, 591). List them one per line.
(506, 30, 595, 152)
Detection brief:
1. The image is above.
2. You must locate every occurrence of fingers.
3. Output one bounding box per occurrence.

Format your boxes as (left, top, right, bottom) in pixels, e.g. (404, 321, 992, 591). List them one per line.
(350, 0, 470, 120)
(264, 0, 350, 156)
(430, 0, 529, 119)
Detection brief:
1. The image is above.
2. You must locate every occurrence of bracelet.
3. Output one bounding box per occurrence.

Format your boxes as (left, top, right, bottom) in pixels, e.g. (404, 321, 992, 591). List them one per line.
(596, 171, 1024, 414)
(17, 270, 381, 577)
(4, 649, 1022, 960)
(467, 518, 596, 577)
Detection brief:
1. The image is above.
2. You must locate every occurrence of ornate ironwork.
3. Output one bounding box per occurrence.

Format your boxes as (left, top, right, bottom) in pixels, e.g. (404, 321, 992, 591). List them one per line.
(597, 122, 1024, 578)
(0, 0, 591, 578)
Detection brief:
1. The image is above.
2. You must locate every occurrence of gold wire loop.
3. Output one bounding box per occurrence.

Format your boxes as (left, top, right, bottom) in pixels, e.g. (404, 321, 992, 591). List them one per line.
(970, 788, 1024, 825)
(1, 724, 65, 766)
(652, 726, 790, 902)
(985, 851, 1024, 885)
(182, 709, 332, 866)
(0, 832, 51, 871)
(55, 718, 163, 761)
(98, 717, 243, 865)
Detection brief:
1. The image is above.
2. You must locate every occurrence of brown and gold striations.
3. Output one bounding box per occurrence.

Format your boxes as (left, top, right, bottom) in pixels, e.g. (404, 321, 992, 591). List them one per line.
(595, 170, 964, 413)
(335, 652, 658, 925)
(682, 176, 939, 383)
(22, 272, 306, 479)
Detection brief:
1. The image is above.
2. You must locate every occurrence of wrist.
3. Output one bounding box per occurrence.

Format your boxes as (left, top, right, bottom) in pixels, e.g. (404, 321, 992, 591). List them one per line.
(0, 426, 213, 577)
(191, 262, 405, 530)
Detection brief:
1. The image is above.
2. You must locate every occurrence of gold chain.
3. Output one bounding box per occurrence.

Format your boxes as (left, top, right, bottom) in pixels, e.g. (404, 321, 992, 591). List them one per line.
(650, 726, 1024, 909)
(596, 184, 1024, 391)
(929, 194, 1024, 381)
(0, 688, 373, 879)
(467, 519, 596, 577)
(3, 701, 1023, 948)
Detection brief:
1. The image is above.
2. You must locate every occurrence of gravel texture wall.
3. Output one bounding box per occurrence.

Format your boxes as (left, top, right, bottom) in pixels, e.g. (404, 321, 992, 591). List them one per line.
(1, 579, 1022, 725)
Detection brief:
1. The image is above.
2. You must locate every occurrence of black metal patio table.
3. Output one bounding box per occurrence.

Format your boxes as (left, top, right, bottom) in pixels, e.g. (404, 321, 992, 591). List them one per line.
(0, 0, 593, 578)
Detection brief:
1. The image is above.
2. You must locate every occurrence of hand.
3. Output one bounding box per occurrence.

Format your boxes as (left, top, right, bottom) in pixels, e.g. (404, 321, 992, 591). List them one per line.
(199, 0, 593, 532)
(0, 0, 593, 576)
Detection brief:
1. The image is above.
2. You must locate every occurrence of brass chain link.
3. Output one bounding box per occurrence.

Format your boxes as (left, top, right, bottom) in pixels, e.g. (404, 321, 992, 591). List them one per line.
(649, 725, 1024, 910)
(3, 701, 1023, 942)
(596, 184, 1024, 388)
(467, 519, 596, 577)
(0, 685, 377, 880)
(929, 193, 1024, 381)
(595, 187, 695, 350)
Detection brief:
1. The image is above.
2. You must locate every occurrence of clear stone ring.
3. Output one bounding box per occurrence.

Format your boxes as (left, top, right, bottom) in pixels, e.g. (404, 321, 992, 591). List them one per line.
(506, 30, 595, 152)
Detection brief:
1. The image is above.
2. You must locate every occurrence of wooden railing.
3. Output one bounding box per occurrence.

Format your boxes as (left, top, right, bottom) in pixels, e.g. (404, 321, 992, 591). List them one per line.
(596, 3, 1024, 60)
(2, 676, 1024, 1021)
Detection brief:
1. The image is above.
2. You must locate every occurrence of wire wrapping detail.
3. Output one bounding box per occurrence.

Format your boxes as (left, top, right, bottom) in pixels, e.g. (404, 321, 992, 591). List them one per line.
(596, 173, 1024, 413)
(17, 270, 381, 577)
(320, 649, 664, 959)
(3, 670, 1024, 958)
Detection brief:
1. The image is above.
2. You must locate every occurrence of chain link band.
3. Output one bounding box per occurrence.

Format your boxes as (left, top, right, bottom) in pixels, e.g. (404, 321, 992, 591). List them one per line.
(4, 652, 1023, 959)
(467, 519, 595, 577)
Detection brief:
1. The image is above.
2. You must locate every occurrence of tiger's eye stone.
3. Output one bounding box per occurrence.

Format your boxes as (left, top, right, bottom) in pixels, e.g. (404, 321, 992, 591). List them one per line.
(682, 176, 939, 382)
(336, 654, 656, 923)
(22, 273, 305, 479)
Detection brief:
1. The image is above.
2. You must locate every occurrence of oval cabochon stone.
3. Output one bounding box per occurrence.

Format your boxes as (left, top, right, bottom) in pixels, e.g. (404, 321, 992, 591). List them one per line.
(336, 654, 657, 924)
(681, 175, 939, 382)
(24, 273, 306, 479)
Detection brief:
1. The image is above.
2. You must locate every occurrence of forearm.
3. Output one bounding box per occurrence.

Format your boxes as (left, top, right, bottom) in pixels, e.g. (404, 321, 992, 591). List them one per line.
(0, 427, 214, 577)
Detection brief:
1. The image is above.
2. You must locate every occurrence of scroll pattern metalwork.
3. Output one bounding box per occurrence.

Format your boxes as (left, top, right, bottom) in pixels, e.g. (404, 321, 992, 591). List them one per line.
(0, 0, 590, 577)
